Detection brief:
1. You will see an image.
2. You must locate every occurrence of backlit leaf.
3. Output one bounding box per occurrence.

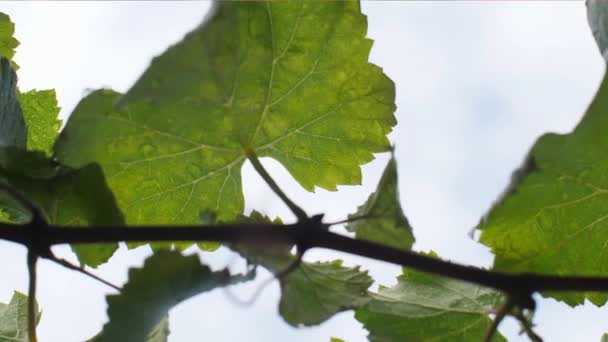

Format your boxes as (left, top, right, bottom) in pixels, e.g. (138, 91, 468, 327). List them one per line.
(478, 72, 608, 305)
(90, 251, 251, 342)
(54, 1, 395, 235)
(0, 147, 123, 267)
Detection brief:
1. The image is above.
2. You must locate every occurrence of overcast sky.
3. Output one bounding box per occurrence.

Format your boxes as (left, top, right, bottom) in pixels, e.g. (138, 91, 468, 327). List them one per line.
(0, 2, 607, 341)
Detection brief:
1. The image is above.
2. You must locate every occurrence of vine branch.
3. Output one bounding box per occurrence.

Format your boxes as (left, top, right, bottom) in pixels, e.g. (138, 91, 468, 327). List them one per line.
(4, 219, 608, 294)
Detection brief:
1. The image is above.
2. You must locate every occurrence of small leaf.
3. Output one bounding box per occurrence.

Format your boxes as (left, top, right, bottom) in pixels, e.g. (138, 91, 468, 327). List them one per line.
(0, 291, 40, 342)
(346, 156, 414, 250)
(19, 89, 61, 155)
(0, 147, 124, 267)
(356, 254, 506, 342)
(0, 57, 26, 148)
(478, 72, 608, 305)
(90, 251, 251, 342)
(0, 13, 19, 69)
(330, 338, 345, 342)
(54, 1, 395, 237)
(601, 333, 608, 342)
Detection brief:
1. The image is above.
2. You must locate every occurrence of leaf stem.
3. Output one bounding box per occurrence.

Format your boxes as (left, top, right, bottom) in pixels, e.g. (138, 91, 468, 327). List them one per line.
(27, 250, 38, 342)
(483, 298, 514, 342)
(47, 256, 121, 291)
(246, 150, 307, 221)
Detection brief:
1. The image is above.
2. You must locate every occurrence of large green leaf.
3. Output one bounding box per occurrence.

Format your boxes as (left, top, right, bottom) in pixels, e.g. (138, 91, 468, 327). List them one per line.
(356, 257, 506, 342)
(232, 211, 373, 326)
(90, 251, 251, 342)
(0, 292, 40, 342)
(0, 57, 26, 148)
(54, 1, 395, 228)
(0, 13, 18, 69)
(19, 89, 61, 155)
(0, 147, 123, 267)
(478, 72, 608, 305)
(346, 156, 414, 251)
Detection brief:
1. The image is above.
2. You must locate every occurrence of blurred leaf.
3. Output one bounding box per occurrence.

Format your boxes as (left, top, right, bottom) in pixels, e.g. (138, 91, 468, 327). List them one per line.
(0, 147, 123, 267)
(588, 0, 608, 60)
(90, 251, 251, 342)
(0, 57, 26, 148)
(233, 211, 372, 326)
(0, 12, 19, 69)
(0, 291, 40, 342)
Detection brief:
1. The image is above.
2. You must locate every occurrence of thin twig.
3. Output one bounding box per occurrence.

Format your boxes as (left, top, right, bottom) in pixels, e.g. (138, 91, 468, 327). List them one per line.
(483, 298, 514, 342)
(46, 256, 121, 291)
(26, 251, 38, 342)
(223, 252, 303, 307)
(513, 308, 543, 342)
(325, 213, 377, 226)
(246, 150, 308, 221)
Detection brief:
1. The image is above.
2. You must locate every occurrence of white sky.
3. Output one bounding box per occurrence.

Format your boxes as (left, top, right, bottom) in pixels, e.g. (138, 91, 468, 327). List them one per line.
(0, 1, 607, 341)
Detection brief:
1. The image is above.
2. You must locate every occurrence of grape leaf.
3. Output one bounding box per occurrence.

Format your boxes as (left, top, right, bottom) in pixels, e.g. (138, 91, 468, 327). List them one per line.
(0, 57, 26, 148)
(0, 13, 18, 69)
(478, 72, 608, 305)
(346, 156, 414, 251)
(0, 291, 40, 342)
(54, 1, 395, 229)
(19, 89, 61, 155)
(231, 211, 372, 326)
(90, 251, 252, 342)
(0, 147, 123, 267)
(356, 255, 506, 342)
